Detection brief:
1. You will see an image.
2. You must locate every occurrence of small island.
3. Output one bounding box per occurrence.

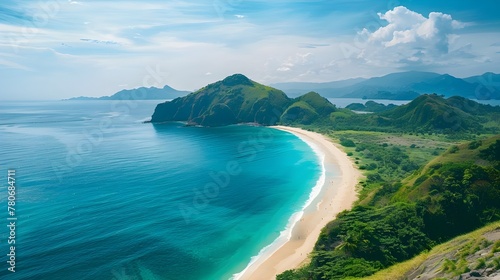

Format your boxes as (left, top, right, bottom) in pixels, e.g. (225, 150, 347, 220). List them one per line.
(66, 85, 190, 101)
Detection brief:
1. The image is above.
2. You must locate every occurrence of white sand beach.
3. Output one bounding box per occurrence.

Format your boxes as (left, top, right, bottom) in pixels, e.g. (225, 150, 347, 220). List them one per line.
(236, 126, 362, 280)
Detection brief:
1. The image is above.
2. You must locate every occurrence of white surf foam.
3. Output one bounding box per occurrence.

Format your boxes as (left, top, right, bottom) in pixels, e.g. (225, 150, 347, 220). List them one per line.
(231, 132, 326, 280)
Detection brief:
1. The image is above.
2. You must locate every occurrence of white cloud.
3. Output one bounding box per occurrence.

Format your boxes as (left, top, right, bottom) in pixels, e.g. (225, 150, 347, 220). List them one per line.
(275, 52, 312, 73)
(277, 67, 291, 72)
(351, 6, 473, 69)
(80, 38, 120, 45)
(369, 6, 425, 43)
(364, 6, 464, 54)
(0, 2, 498, 100)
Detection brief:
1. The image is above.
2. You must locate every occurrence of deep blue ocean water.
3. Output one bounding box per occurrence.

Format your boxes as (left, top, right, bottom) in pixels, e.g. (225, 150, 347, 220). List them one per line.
(0, 100, 320, 280)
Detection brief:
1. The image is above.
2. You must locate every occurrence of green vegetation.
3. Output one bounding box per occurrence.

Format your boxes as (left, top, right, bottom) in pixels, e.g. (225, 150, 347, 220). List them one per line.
(381, 95, 488, 132)
(151, 74, 500, 136)
(278, 136, 500, 279)
(339, 138, 355, 147)
(151, 74, 291, 126)
(331, 94, 500, 134)
(147, 74, 500, 279)
(360, 221, 500, 280)
(346, 101, 397, 113)
(281, 92, 337, 125)
(493, 240, 500, 253)
(151, 75, 337, 127)
(479, 139, 500, 164)
(326, 131, 452, 203)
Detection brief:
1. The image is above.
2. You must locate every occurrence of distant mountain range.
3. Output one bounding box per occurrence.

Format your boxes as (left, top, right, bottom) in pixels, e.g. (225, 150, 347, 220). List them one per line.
(271, 77, 366, 97)
(271, 71, 500, 100)
(66, 85, 190, 100)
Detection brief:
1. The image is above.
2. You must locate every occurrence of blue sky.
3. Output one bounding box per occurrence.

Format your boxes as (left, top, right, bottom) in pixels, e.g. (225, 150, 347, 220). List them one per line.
(1, 0, 499, 99)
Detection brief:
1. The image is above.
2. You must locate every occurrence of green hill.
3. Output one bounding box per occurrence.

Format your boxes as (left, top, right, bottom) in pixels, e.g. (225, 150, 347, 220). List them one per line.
(381, 94, 484, 132)
(390, 136, 500, 241)
(147, 76, 499, 133)
(150, 75, 339, 127)
(151, 74, 291, 126)
(336, 94, 500, 134)
(278, 136, 500, 280)
(281, 92, 336, 124)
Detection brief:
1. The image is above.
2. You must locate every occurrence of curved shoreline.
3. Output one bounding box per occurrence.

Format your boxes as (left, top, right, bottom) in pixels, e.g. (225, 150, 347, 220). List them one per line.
(232, 134, 326, 280)
(235, 126, 362, 280)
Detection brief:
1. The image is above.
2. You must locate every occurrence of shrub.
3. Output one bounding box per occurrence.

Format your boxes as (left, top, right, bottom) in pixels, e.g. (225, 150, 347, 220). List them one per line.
(492, 240, 500, 253)
(475, 258, 486, 269)
(340, 138, 356, 147)
(468, 140, 482, 150)
(449, 145, 459, 153)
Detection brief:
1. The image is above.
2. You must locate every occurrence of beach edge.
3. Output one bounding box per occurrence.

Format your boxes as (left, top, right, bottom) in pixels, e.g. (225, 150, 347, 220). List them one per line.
(236, 126, 362, 280)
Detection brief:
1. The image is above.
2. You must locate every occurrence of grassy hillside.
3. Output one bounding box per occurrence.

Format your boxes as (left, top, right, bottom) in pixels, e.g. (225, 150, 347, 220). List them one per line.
(151, 75, 500, 134)
(281, 92, 336, 125)
(151, 74, 291, 126)
(328, 131, 454, 204)
(391, 136, 500, 241)
(381, 94, 482, 132)
(330, 94, 500, 134)
(361, 221, 500, 280)
(277, 135, 500, 280)
(151, 77, 338, 127)
(393, 136, 500, 203)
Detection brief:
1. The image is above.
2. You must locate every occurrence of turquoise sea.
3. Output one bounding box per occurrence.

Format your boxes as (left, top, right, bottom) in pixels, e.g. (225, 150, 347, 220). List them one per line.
(0, 100, 321, 280)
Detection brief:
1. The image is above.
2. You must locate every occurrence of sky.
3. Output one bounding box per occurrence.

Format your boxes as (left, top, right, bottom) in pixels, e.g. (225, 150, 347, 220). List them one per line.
(0, 0, 499, 100)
